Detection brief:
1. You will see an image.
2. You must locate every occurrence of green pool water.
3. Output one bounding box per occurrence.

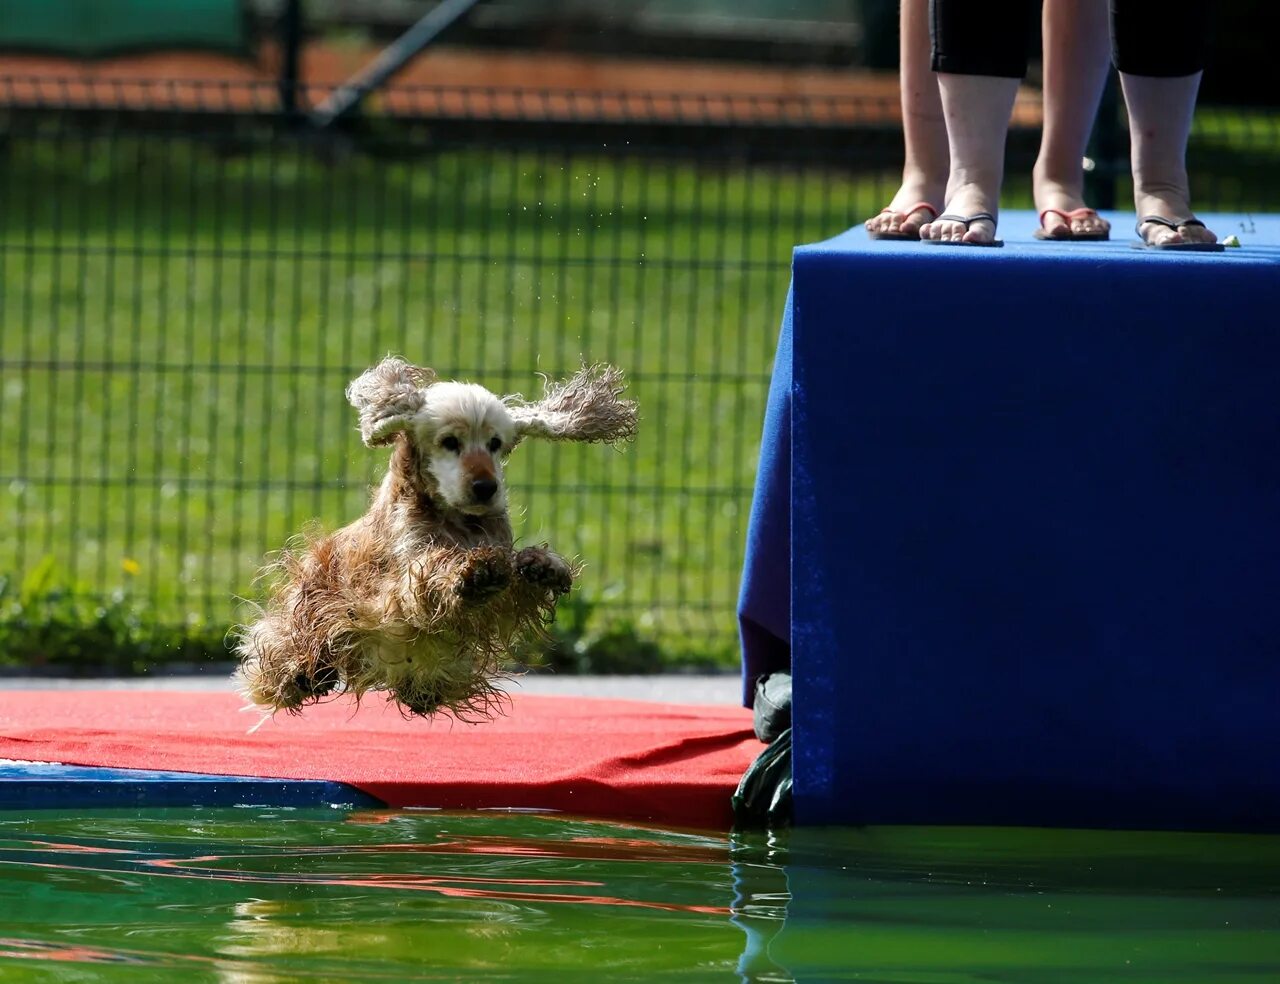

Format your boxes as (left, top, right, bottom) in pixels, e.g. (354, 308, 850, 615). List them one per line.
(1, 808, 1277, 982)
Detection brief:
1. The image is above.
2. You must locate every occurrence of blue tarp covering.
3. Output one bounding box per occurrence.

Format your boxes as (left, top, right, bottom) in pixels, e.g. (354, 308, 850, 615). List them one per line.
(740, 211, 1280, 831)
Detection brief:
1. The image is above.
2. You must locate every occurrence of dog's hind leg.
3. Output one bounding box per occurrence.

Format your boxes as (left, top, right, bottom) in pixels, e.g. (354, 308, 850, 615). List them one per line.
(234, 614, 315, 711)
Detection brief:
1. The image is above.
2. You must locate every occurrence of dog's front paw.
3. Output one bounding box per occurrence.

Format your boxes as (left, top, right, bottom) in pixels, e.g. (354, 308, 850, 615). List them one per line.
(456, 546, 514, 603)
(515, 546, 573, 596)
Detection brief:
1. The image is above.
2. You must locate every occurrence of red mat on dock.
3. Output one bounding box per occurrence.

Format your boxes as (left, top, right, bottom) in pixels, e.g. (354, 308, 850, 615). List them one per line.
(0, 690, 760, 829)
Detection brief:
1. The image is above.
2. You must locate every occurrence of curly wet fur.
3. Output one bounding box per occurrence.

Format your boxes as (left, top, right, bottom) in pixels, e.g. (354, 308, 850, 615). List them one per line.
(507, 364, 639, 445)
(233, 357, 635, 721)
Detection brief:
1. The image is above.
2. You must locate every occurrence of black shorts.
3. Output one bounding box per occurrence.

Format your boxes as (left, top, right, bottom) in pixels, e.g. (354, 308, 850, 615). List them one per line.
(929, 0, 1211, 80)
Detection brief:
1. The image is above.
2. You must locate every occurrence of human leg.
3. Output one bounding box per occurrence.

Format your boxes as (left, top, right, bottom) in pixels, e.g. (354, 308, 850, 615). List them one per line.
(1034, 0, 1112, 239)
(919, 0, 1031, 244)
(1123, 73, 1214, 245)
(1113, 1, 1216, 245)
(864, 0, 948, 239)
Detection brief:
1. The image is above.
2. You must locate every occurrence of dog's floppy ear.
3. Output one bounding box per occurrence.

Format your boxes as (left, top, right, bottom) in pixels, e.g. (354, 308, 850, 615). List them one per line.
(346, 357, 436, 447)
(508, 364, 638, 446)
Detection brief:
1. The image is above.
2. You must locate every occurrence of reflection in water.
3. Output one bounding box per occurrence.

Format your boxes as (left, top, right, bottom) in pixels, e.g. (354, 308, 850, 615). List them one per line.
(730, 831, 792, 983)
(0, 808, 762, 981)
(1, 809, 1278, 982)
(760, 825, 1280, 983)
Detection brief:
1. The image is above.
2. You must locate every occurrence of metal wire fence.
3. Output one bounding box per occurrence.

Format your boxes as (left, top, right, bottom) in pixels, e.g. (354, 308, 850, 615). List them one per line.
(1, 77, 1278, 669)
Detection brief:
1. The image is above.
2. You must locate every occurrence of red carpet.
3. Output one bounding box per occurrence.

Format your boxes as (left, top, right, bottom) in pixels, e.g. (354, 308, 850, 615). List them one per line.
(0, 691, 760, 829)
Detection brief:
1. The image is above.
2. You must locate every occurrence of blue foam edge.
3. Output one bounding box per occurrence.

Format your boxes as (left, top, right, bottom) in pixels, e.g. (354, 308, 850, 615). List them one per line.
(0, 760, 384, 810)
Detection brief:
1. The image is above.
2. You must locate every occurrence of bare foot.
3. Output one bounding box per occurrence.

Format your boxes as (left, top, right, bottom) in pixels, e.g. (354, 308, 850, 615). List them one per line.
(864, 172, 945, 238)
(1034, 175, 1110, 239)
(1134, 187, 1216, 246)
(919, 182, 999, 244)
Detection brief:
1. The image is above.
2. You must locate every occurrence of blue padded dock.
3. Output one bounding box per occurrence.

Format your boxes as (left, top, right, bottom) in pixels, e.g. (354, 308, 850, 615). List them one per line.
(0, 760, 380, 810)
(740, 211, 1280, 832)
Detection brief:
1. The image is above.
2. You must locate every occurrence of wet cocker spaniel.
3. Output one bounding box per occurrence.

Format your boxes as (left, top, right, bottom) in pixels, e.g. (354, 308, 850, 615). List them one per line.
(234, 356, 637, 720)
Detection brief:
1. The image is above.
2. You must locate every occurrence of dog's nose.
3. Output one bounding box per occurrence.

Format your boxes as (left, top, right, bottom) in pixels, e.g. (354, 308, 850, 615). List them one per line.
(471, 478, 498, 503)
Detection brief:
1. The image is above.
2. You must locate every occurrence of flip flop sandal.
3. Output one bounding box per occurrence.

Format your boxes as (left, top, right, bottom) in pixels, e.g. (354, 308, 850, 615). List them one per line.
(1132, 215, 1224, 252)
(922, 211, 1003, 247)
(1033, 207, 1110, 241)
(866, 201, 939, 241)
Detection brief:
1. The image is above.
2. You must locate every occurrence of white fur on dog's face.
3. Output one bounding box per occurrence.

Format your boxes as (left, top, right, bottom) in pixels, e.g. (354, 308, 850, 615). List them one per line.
(416, 382, 517, 515)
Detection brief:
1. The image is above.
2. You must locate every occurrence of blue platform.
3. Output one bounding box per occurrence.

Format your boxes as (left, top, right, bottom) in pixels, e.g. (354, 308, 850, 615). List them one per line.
(740, 211, 1280, 831)
(0, 760, 381, 810)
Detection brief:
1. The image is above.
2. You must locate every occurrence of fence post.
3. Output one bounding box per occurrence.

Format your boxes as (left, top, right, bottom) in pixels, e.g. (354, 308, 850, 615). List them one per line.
(278, 0, 303, 121)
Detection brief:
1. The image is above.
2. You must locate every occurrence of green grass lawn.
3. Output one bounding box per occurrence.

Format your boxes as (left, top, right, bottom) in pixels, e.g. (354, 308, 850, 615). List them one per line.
(1, 113, 1276, 670)
(0, 130, 906, 668)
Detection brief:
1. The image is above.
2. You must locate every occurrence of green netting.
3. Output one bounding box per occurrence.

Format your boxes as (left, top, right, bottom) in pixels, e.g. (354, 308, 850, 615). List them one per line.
(0, 0, 247, 57)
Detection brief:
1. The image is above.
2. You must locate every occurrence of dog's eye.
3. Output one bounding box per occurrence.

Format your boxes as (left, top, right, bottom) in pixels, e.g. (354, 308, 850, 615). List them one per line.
(488, 437, 503, 453)
(440, 436, 461, 452)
